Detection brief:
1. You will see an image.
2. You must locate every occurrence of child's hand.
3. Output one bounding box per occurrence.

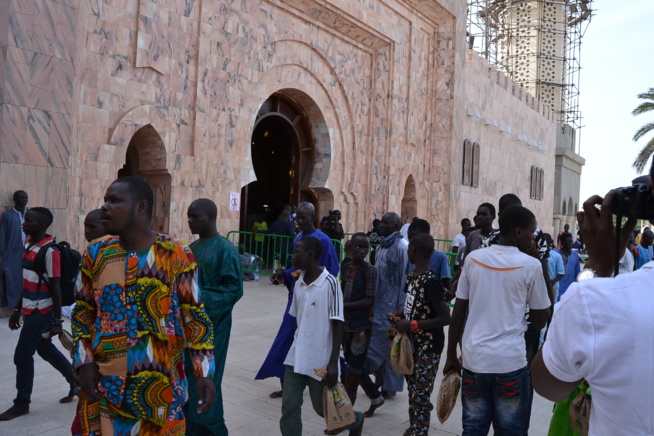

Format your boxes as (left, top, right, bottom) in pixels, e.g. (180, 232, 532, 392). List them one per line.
(388, 312, 403, 323)
(270, 271, 284, 285)
(326, 360, 338, 388)
(443, 356, 462, 377)
(395, 319, 411, 334)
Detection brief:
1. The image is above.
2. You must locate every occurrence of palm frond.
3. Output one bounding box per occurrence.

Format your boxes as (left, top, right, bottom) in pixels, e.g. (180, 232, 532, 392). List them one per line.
(633, 122, 654, 142)
(632, 102, 654, 116)
(636, 88, 654, 101)
(632, 137, 654, 173)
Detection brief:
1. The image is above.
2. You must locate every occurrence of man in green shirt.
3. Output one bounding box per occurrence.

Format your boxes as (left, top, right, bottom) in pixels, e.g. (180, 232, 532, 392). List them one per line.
(186, 198, 244, 435)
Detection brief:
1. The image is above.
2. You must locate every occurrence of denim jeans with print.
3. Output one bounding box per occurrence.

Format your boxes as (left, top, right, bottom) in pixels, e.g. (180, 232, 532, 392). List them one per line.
(461, 366, 532, 436)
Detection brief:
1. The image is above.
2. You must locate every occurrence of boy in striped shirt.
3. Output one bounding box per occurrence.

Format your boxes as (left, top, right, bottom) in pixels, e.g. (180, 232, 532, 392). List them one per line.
(0, 207, 75, 421)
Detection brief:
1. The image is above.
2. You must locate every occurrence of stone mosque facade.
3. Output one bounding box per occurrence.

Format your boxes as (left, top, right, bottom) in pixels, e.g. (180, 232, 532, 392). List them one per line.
(0, 0, 561, 249)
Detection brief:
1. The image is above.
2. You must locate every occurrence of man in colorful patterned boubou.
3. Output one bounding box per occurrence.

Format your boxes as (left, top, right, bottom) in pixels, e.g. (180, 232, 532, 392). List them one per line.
(71, 177, 215, 436)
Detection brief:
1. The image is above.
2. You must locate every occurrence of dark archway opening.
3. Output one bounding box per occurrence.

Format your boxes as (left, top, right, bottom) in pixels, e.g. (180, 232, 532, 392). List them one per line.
(117, 124, 171, 234)
(240, 94, 314, 231)
(247, 116, 295, 215)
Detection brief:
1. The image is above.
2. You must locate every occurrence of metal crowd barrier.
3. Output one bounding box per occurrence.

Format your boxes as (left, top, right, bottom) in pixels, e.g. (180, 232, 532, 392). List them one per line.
(226, 231, 344, 277)
(227, 231, 456, 278)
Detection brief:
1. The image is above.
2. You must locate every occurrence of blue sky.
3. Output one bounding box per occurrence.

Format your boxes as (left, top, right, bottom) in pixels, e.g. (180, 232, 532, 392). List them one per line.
(578, 0, 654, 203)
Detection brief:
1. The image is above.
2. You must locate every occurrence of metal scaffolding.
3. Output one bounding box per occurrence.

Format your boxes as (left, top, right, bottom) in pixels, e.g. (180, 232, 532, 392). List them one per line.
(467, 0, 593, 131)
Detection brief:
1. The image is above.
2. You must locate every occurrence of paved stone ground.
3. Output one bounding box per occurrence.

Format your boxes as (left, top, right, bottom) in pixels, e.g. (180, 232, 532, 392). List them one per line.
(0, 279, 555, 435)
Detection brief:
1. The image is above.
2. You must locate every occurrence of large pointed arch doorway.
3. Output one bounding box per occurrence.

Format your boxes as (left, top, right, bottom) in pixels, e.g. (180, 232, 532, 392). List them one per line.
(241, 93, 315, 230)
(117, 124, 172, 233)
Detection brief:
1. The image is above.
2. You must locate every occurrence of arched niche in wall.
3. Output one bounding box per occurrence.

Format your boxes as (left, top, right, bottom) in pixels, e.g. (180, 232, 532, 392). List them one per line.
(117, 124, 171, 234)
(401, 175, 418, 223)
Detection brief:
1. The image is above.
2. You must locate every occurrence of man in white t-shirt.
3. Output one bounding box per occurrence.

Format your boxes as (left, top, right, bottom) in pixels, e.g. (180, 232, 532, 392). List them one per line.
(451, 218, 471, 267)
(444, 206, 551, 435)
(531, 179, 654, 435)
(281, 237, 364, 436)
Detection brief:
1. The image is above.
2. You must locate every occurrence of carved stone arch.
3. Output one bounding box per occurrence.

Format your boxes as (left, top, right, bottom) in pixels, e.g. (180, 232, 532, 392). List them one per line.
(109, 105, 174, 153)
(561, 200, 567, 217)
(107, 105, 179, 234)
(248, 40, 356, 190)
(401, 175, 418, 224)
(116, 124, 172, 234)
(240, 88, 336, 228)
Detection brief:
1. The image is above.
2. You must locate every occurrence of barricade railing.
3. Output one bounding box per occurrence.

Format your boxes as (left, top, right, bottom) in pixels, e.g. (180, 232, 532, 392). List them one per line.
(226, 231, 456, 278)
(434, 238, 453, 253)
(444, 252, 457, 278)
(226, 231, 344, 277)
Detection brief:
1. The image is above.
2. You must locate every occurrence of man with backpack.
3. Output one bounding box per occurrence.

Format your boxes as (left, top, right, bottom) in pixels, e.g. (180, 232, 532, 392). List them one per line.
(0, 207, 76, 421)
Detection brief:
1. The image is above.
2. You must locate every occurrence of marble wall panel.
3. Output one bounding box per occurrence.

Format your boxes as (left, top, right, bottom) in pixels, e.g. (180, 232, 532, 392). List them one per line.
(1, 0, 561, 245)
(0, 0, 10, 49)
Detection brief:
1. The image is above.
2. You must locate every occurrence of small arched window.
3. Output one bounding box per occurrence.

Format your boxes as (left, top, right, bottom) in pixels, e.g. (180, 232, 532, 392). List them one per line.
(472, 142, 480, 187)
(530, 166, 544, 200)
(462, 139, 472, 186)
(462, 139, 480, 187)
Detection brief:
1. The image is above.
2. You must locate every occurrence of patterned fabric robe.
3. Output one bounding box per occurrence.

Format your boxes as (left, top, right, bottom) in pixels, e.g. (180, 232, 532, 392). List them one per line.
(71, 234, 215, 436)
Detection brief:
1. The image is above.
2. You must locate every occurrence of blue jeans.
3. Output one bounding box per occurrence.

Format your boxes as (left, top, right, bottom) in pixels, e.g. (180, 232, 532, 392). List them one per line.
(461, 366, 532, 436)
(13, 310, 75, 411)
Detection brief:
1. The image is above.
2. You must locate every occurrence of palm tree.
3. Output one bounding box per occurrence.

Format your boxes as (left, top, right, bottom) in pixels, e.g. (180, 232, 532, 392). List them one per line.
(632, 88, 654, 173)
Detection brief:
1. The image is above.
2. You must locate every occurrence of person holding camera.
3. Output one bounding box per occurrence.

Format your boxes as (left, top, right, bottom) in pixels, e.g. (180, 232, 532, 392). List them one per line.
(531, 162, 654, 435)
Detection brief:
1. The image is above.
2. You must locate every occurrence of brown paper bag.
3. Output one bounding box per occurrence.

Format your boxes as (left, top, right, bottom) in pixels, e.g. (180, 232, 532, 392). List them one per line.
(323, 382, 357, 431)
(569, 382, 591, 436)
(436, 369, 461, 424)
(390, 331, 414, 375)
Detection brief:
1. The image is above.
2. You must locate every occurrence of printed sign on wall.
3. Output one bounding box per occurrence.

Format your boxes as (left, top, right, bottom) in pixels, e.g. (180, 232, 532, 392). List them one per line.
(229, 192, 240, 211)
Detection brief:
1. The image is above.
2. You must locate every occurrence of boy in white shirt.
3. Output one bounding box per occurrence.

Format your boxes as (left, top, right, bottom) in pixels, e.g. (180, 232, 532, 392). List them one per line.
(444, 206, 551, 435)
(280, 237, 364, 436)
(451, 218, 471, 256)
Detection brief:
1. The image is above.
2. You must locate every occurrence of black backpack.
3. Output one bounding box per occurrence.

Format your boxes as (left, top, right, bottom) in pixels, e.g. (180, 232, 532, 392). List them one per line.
(34, 240, 82, 306)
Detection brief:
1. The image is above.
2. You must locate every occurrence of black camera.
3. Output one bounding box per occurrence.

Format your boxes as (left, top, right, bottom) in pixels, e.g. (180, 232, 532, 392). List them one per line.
(611, 184, 654, 221)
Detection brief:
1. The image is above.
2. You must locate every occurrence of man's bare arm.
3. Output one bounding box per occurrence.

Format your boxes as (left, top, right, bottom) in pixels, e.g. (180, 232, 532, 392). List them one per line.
(531, 348, 582, 402)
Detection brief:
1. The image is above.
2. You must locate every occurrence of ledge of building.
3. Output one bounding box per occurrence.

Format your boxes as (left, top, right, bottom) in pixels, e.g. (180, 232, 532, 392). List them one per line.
(555, 147, 585, 166)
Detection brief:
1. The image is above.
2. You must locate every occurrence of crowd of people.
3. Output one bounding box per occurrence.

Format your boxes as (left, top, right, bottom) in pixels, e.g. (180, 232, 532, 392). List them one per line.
(0, 163, 653, 435)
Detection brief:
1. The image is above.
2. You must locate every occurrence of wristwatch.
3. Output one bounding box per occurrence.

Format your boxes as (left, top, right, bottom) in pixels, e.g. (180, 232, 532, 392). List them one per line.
(52, 318, 64, 325)
(577, 268, 598, 281)
(410, 320, 419, 332)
